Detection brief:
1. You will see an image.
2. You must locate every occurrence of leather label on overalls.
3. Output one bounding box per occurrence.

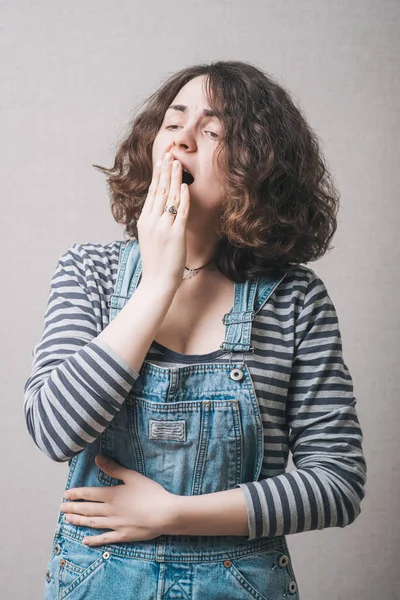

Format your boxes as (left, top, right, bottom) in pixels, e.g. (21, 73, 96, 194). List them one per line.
(149, 419, 186, 441)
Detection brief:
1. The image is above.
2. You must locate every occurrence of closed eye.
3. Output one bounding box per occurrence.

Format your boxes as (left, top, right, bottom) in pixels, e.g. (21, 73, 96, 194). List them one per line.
(166, 125, 219, 138)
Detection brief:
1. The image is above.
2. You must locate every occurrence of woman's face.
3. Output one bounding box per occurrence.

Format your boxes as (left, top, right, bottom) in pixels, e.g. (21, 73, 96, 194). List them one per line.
(151, 75, 225, 213)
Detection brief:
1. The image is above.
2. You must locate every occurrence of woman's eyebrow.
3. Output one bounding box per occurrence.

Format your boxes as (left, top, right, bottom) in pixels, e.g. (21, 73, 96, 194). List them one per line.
(167, 104, 221, 119)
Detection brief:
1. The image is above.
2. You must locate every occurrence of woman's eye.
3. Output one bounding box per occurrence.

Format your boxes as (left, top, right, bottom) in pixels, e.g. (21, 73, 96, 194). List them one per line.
(166, 125, 218, 138)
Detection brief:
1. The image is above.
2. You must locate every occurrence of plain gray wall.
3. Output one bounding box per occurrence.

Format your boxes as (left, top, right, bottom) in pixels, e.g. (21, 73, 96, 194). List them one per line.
(1, 1, 398, 598)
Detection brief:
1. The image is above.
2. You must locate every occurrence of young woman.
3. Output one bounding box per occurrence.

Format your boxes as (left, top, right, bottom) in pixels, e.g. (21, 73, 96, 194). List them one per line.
(24, 60, 367, 600)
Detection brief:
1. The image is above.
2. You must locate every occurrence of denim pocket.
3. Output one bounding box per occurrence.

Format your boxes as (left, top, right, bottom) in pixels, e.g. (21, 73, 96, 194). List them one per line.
(223, 548, 299, 600)
(52, 535, 109, 600)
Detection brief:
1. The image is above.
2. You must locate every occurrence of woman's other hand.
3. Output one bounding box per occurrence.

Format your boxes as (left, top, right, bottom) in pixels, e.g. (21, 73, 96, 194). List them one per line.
(59, 455, 179, 546)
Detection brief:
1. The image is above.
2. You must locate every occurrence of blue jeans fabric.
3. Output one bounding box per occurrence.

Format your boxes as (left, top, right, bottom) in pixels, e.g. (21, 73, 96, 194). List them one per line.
(43, 239, 299, 599)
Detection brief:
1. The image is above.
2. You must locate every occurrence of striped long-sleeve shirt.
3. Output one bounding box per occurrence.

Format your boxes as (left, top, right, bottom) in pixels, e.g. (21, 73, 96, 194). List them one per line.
(23, 241, 367, 540)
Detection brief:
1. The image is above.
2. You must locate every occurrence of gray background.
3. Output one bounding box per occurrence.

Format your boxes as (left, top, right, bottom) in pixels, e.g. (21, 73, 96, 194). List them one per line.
(1, 1, 399, 598)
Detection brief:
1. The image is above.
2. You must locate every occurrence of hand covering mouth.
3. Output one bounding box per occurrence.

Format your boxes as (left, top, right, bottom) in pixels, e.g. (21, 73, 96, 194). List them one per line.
(169, 150, 195, 185)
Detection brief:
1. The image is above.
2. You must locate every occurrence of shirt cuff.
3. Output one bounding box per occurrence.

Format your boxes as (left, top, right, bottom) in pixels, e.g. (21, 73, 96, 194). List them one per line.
(235, 483, 258, 541)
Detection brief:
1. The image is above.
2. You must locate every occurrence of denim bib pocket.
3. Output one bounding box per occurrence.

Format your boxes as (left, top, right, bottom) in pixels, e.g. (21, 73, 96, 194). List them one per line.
(97, 394, 245, 496)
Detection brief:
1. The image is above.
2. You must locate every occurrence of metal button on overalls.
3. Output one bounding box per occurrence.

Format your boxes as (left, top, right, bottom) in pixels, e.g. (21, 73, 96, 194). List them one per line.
(279, 554, 289, 567)
(288, 580, 298, 594)
(229, 368, 244, 381)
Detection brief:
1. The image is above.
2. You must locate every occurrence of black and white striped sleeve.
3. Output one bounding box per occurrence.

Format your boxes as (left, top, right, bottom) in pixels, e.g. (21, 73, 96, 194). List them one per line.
(236, 272, 367, 540)
(23, 244, 140, 462)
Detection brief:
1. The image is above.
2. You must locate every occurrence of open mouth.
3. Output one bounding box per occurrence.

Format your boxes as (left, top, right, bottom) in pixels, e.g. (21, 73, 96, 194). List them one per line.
(182, 169, 195, 186)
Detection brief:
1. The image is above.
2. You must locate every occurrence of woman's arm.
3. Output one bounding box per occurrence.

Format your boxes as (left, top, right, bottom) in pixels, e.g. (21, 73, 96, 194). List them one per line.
(23, 243, 176, 463)
(165, 487, 249, 537)
(167, 274, 367, 539)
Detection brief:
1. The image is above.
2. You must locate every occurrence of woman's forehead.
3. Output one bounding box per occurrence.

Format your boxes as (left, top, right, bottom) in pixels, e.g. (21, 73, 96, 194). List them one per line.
(170, 76, 217, 113)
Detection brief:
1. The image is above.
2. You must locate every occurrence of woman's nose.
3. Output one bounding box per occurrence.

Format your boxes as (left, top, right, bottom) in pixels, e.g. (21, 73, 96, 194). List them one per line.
(172, 129, 196, 151)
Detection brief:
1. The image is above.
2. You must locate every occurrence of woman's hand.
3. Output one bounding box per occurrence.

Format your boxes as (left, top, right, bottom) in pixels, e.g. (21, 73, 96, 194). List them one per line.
(137, 143, 191, 291)
(59, 455, 178, 547)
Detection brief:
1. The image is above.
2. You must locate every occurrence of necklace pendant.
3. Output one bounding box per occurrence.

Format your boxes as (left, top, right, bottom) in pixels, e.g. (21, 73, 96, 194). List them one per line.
(183, 268, 197, 280)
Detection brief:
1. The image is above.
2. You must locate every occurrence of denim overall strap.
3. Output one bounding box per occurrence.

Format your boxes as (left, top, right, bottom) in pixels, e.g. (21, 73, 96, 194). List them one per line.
(220, 278, 258, 353)
(253, 271, 288, 315)
(220, 270, 288, 354)
(107, 239, 141, 317)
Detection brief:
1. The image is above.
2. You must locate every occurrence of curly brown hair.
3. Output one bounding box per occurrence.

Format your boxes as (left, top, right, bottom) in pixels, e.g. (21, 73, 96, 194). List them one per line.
(93, 60, 339, 282)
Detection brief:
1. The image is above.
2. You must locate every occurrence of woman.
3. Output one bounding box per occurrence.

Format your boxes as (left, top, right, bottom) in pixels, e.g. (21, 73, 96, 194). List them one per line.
(24, 60, 367, 600)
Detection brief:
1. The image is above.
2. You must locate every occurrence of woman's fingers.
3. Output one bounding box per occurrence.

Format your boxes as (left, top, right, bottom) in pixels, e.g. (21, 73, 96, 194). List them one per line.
(137, 141, 189, 288)
(173, 183, 190, 230)
(82, 530, 127, 547)
(63, 514, 111, 530)
(60, 500, 110, 517)
(142, 159, 162, 215)
(153, 152, 174, 216)
(160, 159, 182, 217)
(63, 486, 109, 502)
(141, 141, 175, 216)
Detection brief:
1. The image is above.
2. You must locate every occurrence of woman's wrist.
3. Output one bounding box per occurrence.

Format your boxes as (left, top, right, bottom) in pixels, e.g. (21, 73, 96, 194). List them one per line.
(163, 488, 249, 537)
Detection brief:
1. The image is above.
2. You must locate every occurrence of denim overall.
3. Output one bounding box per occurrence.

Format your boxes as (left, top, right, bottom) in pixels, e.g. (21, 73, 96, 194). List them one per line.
(44, 238, 299, 600)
